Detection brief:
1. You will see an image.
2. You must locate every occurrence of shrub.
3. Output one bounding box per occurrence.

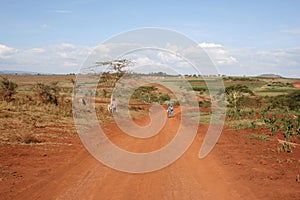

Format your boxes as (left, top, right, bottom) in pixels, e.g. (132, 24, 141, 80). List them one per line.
(266, 91, 300, 111)
(225, 85, 254, 109)
(34, 82, 60, 105)
(159, 94, 171, 103)
(198, 100, 211, 108)
(237, 96, 263, 109)
(0, 77, 18, 102)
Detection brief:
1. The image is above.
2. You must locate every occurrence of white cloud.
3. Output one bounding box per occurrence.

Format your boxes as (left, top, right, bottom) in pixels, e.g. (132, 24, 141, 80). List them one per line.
(25, 48, 45, 54)
(224, 47, 300, 77)
(198, 42, 223, 48)
(199, 42, 238, 65)
(157, 51, 180, 63)
(0, 43, 93, 74)
(134, 57, 155, 66)
(255, 48, 300, 67)
(217, 56, 238, 64)
(1, 42, 299, 77)
(165, 43, 180, 52)
(0, 44, 18, 59)
(63, 61, 78, 67)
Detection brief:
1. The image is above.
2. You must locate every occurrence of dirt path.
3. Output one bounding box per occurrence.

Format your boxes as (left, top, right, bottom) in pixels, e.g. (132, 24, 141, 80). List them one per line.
(15, 108, 257, 200)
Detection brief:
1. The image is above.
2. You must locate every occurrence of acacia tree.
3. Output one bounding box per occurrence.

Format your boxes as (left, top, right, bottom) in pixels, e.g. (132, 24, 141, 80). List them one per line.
(96, 59, 133, 103)
(225, 84, 254, 109)
(96, 59, 132, 83)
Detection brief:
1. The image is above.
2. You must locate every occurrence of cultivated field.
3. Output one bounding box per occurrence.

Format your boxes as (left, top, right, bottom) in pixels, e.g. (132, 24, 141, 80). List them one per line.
(0, 74, 300, 199)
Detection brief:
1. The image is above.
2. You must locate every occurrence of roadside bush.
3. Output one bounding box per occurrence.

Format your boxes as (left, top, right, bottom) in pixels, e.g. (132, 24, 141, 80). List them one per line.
(130, 86, 159, 103)
(0, 77, 18, 102)
(198, 100, 211, 108)
(159, 94, 171, 103)
(225, 84, 254, 109)
(266, 91, 300, 111)
(237, 96, 263, 109)
(34, 82, 60, 105)
(192, 87, 207, 94)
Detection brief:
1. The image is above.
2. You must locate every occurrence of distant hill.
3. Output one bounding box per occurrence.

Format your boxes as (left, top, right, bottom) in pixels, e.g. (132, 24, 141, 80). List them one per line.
(0, 70, 40, 75)
(256, 74, 283, 78)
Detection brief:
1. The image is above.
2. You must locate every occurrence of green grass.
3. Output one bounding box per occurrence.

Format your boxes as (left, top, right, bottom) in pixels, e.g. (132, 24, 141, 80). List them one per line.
(249, 135, 270, 141)
(226, 119, 264, 130)
(183, 111, 212, 124)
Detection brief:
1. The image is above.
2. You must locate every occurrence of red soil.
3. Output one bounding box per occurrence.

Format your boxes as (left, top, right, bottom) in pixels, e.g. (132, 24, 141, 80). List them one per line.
(1, 107, 300, 199)
(293, 82, 300, 88)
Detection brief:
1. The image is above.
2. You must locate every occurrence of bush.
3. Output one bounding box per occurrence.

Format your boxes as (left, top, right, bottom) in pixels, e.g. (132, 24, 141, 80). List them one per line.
(267, 91, 300, 111)
(237, 96, 263, 109)
(159, 94, 171, 103)
(34, 82, 60, 105)
(225, 84, 254, 109)
(198, 100, 211, 108)
(0, 77, 18, 102)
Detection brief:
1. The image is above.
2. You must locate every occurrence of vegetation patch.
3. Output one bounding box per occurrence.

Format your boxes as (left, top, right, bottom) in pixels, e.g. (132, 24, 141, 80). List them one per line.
(249, 135, 270, 141)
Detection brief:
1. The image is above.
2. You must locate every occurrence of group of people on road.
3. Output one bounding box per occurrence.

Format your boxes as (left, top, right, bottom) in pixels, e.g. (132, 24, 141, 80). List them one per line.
(107, 98, 174, 118)
(79, 96, 174, 117)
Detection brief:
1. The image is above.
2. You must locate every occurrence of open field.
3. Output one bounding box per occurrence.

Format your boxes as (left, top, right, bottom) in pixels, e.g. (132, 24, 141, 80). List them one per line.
(0, 74, 300, 199)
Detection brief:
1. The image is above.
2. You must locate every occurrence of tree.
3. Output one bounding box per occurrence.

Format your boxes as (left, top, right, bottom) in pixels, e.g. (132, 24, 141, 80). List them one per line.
(96, 59, 132, 77)
(225, 84, 254, 109)
(0, 77, 18, 102)
(96, 59, 133, 88)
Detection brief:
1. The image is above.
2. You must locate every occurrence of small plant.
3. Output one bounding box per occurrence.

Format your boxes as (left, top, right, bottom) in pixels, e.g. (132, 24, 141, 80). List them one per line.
(248, 109, 255, 119)
(277, 142, 292, 153)
(250, 120, 257, 129)
(226, 109, 236, 120)
(261, 110, 268, 119)
(263, 114, 278, 135)
(286, 158, 294, 163)
(234, 109, 241, 120)
(249, 135, 269, 141)
(282, 117, 296, 141)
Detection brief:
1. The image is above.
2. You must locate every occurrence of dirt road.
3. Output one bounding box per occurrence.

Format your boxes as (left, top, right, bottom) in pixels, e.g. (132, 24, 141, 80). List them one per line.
(12, 107, 258, 200)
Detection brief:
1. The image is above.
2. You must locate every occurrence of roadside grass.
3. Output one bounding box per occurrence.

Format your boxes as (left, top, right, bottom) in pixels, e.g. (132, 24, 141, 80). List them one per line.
(183, 111, 212, 124)
(225, 119, 266, 130)
(0, 93, 75, 145)
(249, 135, 270, 141)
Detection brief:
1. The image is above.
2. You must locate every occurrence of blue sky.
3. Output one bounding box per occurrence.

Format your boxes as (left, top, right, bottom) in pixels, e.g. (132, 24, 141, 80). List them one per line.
(0, 0, 300, 77)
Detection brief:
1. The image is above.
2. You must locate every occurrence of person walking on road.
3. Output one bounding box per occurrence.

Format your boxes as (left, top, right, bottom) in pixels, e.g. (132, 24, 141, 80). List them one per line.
(167, 104, 174, 118)
(110, 98, 117, 113)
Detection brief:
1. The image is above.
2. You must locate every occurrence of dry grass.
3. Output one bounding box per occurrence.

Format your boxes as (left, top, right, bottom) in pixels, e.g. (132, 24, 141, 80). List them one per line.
(0, 75, 75, 145)
(11, 132, 42, 144)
